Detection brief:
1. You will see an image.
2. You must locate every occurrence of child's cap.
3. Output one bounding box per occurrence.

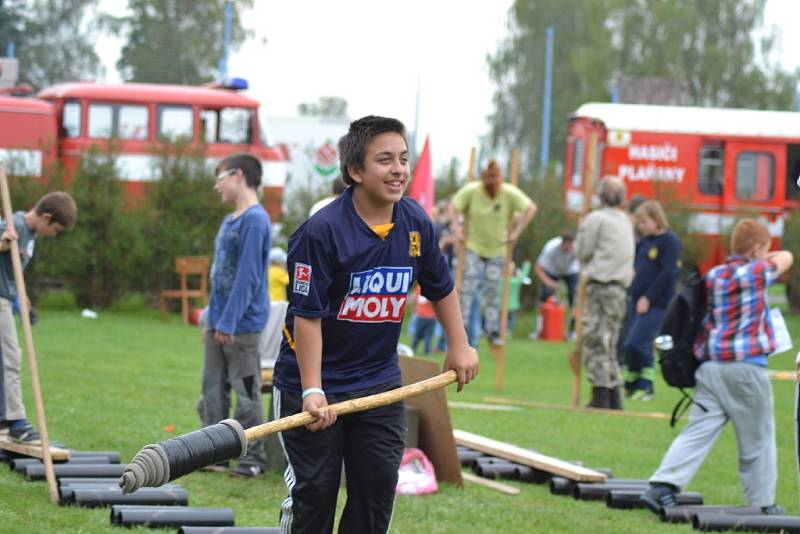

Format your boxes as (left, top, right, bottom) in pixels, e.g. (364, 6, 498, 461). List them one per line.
(269, 247, 287, 264)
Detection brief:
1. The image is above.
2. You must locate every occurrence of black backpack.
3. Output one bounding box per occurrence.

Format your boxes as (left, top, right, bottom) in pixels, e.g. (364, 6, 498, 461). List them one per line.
(657, 272, 708, 426)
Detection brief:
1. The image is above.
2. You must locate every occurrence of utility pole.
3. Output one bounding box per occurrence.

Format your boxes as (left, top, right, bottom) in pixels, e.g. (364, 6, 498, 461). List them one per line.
(539, 26, 554, 176)
(217, 0, 233, 81)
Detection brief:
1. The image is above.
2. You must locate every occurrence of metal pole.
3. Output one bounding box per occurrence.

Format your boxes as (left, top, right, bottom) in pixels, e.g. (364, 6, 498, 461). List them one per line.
(6, 41, 14, 58)
(217, 0, 233, 81)
(411, 77, 421, 164)
(539, 26, 554, 176)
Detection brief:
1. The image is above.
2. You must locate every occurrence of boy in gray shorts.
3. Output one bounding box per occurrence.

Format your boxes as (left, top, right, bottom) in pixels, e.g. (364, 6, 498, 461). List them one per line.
(640, 219, 792, 514)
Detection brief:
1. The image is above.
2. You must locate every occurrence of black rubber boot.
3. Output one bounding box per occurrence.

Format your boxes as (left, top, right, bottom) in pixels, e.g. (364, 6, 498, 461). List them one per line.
(608, 388, 623, 410)
(587, 387, 610, 409)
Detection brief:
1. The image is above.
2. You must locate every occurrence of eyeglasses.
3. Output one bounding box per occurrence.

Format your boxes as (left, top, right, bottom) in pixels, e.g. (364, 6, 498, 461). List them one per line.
(216, 168, 236, 182)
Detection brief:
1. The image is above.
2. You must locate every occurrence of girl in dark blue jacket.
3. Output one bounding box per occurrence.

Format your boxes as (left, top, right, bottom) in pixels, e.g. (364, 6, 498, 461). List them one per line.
(624, 200, 681, 400)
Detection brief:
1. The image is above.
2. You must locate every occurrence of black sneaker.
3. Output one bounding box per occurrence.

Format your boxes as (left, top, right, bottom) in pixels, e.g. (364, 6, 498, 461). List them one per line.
(762, 504, 785, 515)
(0, 421, 9, 438)
(9, 423, 41, 445)
(230, 464, 263, 478)
(639, 483, 678, 514)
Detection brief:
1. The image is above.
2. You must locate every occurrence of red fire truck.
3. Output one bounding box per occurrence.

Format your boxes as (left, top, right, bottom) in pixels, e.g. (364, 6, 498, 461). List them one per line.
(0, 80, 287, 220)
(565, 102, 800, 270)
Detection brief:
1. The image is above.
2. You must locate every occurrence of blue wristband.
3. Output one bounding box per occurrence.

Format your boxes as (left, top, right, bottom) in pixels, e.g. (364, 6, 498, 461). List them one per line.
(302, 387, 325, 399)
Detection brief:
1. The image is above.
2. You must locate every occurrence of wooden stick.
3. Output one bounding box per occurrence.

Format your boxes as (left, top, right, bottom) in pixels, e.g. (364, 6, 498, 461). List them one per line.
(461, 471, 520, 495)
(491, 148, 521, 392)
(244, 370, 457, 442)
(482, 396, 671, 421)
(454, 147, 476, 292)
(0, 163, 58, 504)
(569, 132, 599, 406)
(454, 429, 607, 482)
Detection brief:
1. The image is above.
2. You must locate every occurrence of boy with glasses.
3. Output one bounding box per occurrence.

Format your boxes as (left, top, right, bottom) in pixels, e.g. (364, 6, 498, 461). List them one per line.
(197, 153, 270, 477)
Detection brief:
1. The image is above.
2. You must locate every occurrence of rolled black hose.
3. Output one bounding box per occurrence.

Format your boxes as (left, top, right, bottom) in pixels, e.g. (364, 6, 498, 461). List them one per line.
(119, 419, 246, 493)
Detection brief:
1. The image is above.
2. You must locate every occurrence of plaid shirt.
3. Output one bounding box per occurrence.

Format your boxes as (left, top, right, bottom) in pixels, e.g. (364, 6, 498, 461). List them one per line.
(694, 255, 777, 363)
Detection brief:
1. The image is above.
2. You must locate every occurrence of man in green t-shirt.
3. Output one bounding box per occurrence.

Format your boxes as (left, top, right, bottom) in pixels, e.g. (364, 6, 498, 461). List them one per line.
(451, 160, 537, 346)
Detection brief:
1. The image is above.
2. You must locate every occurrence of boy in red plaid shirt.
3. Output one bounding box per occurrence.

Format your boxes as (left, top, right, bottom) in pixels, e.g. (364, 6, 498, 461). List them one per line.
(641, 219, 792, 515)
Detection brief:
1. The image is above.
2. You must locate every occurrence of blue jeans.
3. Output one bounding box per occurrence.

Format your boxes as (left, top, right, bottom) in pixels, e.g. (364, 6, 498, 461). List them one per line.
(623, 304, 666, 393)
(411, 317, 437, 355)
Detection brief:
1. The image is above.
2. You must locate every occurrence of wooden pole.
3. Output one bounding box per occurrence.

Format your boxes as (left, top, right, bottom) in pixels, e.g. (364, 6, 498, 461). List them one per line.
(490, 148, 520, 392)
(0, 163, 58, 504)
(569, 132, 599, 406)
(244, 370, 456, 441)
(454, 147, 476, 292)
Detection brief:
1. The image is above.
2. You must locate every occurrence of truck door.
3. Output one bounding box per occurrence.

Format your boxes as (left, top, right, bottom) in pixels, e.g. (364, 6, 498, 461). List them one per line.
(723, 141, 785, 226)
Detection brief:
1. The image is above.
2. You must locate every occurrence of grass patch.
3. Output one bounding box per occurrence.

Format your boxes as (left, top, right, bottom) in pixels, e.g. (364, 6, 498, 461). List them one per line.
(1, 308, 799, 532)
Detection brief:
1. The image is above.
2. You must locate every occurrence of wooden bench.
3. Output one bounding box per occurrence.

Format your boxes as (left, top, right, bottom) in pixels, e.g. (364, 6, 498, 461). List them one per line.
(160, 256, 210, 324)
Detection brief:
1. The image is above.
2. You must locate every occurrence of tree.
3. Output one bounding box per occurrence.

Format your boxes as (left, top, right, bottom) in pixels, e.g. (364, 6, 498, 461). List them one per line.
(488, 0, 798, 176)
(107, 0, 252, 84)
(4, 0, 102, 89)
(297, 96, 349, 119)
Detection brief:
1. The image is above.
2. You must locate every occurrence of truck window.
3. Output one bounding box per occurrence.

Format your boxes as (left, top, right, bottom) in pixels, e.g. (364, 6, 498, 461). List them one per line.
(201, 109, 218, 143)
(118, 105, 148, 140)
(200, 107, 252, 144)
(571, 138, 584, 187)
(736, 152, 774, 201)
(698, 146, 723, 196)
(220, 108, 251, 144)
(88, 103, 113, 139)
(158, 105, 193, 141)
(62, 100, 81, 138)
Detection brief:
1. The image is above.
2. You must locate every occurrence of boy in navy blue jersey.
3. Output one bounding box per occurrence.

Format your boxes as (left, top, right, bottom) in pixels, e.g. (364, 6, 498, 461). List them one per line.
(198, 153, 270, 477)
(273, 116, 479, 533)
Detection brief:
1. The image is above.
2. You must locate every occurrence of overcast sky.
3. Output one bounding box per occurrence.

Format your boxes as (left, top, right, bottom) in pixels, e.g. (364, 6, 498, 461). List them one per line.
(97, 0, 800, 175)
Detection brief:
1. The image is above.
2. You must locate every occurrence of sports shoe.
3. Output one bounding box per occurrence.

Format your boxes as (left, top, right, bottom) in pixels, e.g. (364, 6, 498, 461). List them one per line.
(9, 423, 41, 445)
(762, 504, 785, 515)
(0, 421, 9, 437)
(487, 333, 505, 347)
(630, 390, 654, 402)
(230, 464, 263, 478)
(639, 483, 678, 514)
(201, 461, 229, 473)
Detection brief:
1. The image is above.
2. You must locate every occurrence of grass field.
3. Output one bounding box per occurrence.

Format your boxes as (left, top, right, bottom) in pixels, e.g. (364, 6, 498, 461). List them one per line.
(0, 304, 798, 533)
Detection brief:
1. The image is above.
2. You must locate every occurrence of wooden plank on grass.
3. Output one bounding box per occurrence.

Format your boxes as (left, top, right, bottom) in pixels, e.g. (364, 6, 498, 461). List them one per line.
(453, 429, 607, 482)
(400, 356, 462, 486)
(461, 471, 520, 495)
(483, 396, 671, 421)
(0, 436, 69, 461)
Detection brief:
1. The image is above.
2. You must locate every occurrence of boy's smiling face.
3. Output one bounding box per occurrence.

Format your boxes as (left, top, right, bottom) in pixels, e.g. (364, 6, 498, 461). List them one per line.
(348, 132, 409, 206)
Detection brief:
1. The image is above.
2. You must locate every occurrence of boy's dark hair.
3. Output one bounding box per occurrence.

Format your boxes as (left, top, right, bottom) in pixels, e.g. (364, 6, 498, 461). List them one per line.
(338, 116, 407, 185)
(35, 191, 77, 229)
(218, 153, 262, 189)
(560, 229, 575, 243)
(331, 177, 347, 195)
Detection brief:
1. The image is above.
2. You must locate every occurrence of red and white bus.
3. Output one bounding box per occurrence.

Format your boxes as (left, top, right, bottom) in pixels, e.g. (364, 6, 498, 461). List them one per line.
(565, 102, 800, 270)
(0, 81, 287, 220)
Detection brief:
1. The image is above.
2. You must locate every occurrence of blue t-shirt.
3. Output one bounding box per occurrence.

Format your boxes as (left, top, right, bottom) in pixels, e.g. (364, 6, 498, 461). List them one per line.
(0, 211, 36, 301)
(273, 188, 453, 395)
(207, 204, 271, 334)
(629, 230, 681, 309)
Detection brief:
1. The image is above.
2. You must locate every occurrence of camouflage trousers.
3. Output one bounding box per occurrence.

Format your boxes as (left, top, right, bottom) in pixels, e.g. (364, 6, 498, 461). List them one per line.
(459, 249, 504, 336)
(581, 281, 627, 388)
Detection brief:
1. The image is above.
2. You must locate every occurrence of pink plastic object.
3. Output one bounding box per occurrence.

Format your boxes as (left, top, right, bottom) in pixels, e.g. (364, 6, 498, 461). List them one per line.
(396, 448, 438, 495)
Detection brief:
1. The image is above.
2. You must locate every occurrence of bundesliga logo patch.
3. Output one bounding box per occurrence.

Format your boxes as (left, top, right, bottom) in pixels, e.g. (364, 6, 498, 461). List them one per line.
(338, 266, 412, 323)
(293, 263, 311, 296)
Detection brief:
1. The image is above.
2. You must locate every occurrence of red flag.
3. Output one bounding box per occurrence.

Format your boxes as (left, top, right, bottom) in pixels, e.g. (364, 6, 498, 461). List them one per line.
(408, 136, 433, 214)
